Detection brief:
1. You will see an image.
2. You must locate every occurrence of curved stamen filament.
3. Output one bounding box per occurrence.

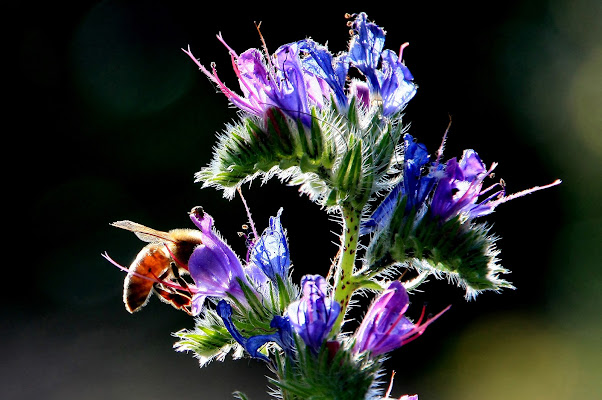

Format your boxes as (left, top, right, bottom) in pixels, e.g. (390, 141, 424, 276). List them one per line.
(102, 252, 198, 294)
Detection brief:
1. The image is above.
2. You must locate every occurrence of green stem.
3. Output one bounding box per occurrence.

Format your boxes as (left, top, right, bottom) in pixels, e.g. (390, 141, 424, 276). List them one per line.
(332, 205, 361, 334)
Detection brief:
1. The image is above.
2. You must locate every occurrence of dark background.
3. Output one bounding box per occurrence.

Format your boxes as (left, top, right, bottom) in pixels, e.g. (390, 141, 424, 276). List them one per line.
(7, 0, 601, 399)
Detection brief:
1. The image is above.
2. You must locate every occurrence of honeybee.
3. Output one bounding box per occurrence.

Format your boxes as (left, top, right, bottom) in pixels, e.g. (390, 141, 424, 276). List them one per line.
(109, 216, 203, 314)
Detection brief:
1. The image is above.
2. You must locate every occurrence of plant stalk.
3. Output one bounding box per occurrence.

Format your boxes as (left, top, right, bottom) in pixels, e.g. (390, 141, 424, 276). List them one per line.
(332, 205, 361, 333)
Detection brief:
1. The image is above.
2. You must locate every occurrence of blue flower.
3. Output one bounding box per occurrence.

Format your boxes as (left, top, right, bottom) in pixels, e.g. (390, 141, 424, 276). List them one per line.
(187, 207, 250, 315)
(377, 49, 417, 116)
(348, 12, 386, 91)
(348, 13, 416, 116)
(287, 275, 340, 353)
(353, 281, 449, 357)
(361, 134, 437, 235)
(297, 39, 349, 109)
(217, 300, 294, 361)
(401, 134, 440, 210)
(250, 208, 290, 282)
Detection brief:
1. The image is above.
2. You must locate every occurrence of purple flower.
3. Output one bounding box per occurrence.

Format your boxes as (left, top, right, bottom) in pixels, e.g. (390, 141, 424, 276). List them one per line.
(430, 150, 500, 221)
(353, 281, 449, 357)
(350, 80, 371, 109)
(287, 275, 341, 353)
(250, 208, 290, 282)
(217, 300, 294, 361)
(184, 36, 328, 126)
(187, 207, 249, 315)
(431, 150, 563, 222)
(348, 13, 416, 116)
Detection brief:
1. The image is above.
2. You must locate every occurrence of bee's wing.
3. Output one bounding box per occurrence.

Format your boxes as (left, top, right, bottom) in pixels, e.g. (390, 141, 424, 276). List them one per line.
(111, 220, 174, 243)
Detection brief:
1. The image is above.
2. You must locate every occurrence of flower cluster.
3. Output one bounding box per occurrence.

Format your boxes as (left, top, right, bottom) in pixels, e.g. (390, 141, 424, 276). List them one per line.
(106, 12, 560, 400)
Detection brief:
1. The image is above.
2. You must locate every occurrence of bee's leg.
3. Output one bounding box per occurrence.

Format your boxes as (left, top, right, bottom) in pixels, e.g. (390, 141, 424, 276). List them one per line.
(169, 263, 193, 293)
(153, 285, 193, 315)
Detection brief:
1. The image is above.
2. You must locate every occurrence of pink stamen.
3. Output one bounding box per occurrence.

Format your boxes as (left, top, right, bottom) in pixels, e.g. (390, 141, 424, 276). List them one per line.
(210, 63, 237, 102)
(237, 187, 259, 240)
(181, 46, 218, 84)
(436, 116, 452, 165)
(163, 244, 189, 271)
(217, 33, 273, 113)
(216, 33, 239, 58)
(414, 304, 427, 326)
(385, 371, 396, 398)
(479, 181, 503, 197)
(399, 304, 451, 347)
(182, 45, 256, 113)
(102, 252, 197, 293)
(399, 42, 410, 62)
(489, 179, 562, 208)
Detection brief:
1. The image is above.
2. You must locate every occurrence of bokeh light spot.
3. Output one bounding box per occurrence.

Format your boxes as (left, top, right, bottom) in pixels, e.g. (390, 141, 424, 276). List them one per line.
(71, 0, 192, 117)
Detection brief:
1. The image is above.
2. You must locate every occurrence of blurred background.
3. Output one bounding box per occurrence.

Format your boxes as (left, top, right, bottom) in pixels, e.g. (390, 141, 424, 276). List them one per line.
(7, 0, 601, 399)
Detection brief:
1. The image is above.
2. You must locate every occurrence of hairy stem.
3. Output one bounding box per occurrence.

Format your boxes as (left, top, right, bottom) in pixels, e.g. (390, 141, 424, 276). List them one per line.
(332, 205, 361, 333)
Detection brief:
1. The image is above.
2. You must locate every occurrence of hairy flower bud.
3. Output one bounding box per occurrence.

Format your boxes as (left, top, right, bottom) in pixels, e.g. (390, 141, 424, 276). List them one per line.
(250, 208, 290, 281)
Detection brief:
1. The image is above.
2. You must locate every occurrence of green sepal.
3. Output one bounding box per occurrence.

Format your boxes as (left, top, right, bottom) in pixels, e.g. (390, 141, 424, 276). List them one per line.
(321, 138, 336, 170)
(352, 276, 383, 292)
(244, 119, 272, 161)
(173, 308, 237, 366)
(270, 341, 381, 400)
(296, 119, 312, 157)
(299, 153, 320, 173)
(336, 136, 362, 194)
(335, 139, 355, 191)
(372, 124, 398, 177)
(365, 195, 512, 297)
(348, 140, 363, 195)
(351, 154, 374, 210)
(347, 95, 358, 127)
(325, 189, 338, 207)
(279, 157, 298, 170)
(173, 324, 234, 358)
(235, 278, 270, 319)
(265, 107, 296, 156)
(309, 107, 324, 160)
(275, 273, 291, 312)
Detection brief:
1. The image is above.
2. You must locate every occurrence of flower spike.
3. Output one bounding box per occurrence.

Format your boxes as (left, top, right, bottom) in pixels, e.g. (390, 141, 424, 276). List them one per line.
(107, 12, 563, 400)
